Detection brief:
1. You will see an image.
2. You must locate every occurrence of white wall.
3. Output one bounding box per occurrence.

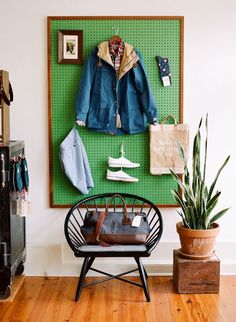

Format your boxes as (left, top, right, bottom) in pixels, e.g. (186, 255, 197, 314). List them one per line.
(1, 0, 236, 275)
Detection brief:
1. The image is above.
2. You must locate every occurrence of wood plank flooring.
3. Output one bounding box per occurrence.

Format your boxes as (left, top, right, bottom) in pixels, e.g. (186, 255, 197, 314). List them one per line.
(0, 276, 236, 322)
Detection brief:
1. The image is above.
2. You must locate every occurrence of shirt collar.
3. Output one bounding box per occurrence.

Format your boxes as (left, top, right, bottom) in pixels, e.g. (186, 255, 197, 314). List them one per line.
(108, 41, 125, 57)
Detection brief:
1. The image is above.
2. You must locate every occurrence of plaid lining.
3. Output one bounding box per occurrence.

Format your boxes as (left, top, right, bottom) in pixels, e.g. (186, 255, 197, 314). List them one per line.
(109, 41, 124, 72)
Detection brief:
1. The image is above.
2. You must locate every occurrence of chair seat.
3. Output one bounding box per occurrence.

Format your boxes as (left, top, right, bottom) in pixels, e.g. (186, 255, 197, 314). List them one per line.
(77, 244, 147, 253)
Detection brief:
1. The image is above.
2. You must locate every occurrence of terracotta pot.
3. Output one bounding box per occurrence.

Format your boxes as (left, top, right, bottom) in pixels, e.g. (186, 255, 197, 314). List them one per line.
(176, 221, 220, 259)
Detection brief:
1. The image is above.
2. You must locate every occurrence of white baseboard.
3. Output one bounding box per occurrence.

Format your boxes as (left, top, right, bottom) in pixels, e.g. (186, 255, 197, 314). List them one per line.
(24, 241, 236, 276)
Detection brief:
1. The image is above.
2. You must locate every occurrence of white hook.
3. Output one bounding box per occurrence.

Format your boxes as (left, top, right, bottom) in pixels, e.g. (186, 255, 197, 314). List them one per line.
(112, 26, 119, 35)
(120, 141, 125, 157)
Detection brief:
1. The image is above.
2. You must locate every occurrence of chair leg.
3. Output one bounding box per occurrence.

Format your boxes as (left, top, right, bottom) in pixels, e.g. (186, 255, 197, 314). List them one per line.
(75, 257, 90, 301)
(142, 263, 148, 279)
(85, 257, 95, 275)
(135, 257, 150, 302)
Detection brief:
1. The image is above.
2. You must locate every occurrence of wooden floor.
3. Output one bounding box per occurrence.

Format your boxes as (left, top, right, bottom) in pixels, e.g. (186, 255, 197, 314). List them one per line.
(0, 276, 236, 322)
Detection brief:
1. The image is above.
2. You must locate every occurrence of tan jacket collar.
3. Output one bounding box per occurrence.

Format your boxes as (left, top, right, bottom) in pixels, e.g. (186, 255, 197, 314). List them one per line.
(97, 41, 139, 79)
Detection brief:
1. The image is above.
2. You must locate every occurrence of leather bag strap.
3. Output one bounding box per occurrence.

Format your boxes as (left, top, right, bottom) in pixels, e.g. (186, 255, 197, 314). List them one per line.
(95, 211, 110, 247)
(106, 194, 131, 225)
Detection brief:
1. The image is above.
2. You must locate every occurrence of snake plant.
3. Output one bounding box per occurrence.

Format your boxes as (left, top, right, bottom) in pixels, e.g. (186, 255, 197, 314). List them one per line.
(170, 115, 230, 229)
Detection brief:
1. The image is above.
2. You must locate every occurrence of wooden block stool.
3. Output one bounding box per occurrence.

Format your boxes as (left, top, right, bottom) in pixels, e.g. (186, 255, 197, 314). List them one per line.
(173, 249, 220, 293)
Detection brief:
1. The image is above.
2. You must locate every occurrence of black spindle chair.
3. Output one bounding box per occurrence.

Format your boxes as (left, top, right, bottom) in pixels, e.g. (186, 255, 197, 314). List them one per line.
(64, 193, 163, 302)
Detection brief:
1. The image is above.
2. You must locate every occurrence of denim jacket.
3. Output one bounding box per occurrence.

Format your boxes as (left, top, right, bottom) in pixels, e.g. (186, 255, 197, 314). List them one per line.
(76, 41, 158, 135)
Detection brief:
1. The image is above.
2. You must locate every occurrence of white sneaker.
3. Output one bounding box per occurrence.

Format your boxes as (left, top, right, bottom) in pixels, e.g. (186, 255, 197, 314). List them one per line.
(108, 156, 140, 168)
(106, 169, 139, 182)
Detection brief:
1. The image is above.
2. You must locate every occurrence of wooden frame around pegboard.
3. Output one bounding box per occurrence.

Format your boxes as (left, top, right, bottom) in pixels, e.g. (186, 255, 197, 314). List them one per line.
(47, 16, 184, 208)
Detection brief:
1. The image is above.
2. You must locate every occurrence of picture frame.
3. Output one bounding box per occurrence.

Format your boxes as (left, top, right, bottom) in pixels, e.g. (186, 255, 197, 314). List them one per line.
(58, 30, 83, 64)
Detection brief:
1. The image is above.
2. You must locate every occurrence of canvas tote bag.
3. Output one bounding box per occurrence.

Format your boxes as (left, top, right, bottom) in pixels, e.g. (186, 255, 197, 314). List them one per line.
(150, 115, 189, 175)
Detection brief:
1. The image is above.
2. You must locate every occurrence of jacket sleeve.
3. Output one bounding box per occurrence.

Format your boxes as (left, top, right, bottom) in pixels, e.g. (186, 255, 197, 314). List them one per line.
(133, 50, 158, 124)
(75, 49, 97, 122)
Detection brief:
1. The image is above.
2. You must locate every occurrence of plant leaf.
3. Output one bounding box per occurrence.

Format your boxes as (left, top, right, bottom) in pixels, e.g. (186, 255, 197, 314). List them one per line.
(208, 156, 230, 202)
(170, 170, 185, 191)
(171, 190, 186, 210)
(183, 163, 190, 187)
(192, 127, 201, 194)
(203, 113, 208, 182)
(209, 208, 230, 225)
(177, 142, 186, 161)
(206, 191, 221, 212)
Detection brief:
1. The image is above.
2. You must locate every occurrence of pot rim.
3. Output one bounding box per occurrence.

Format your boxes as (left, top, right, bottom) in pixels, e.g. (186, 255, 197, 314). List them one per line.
(176, 221, 220, 237)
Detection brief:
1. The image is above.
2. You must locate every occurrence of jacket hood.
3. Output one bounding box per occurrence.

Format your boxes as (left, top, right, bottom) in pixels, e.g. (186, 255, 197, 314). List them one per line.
(97, 41, 139, 79)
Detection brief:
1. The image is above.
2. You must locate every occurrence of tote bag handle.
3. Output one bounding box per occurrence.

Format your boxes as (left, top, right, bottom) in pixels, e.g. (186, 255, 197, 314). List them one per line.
(161, 114, 178, 126)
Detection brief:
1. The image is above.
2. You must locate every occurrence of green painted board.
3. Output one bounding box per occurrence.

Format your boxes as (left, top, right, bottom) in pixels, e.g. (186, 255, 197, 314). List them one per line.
(48, 16, 184, 207)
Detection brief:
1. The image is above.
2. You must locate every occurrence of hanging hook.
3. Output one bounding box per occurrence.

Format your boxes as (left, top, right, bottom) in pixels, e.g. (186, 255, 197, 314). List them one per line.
(112, 26, 119, 35)
(120, 141, 125, 157)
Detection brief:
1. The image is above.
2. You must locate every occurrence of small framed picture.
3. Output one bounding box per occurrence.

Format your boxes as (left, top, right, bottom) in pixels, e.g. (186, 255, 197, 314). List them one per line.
(58, 30, 83, 64)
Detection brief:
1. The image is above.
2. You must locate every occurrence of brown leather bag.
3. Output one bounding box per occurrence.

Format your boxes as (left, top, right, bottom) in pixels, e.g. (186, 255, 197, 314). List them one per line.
(81, 194, 150, 246)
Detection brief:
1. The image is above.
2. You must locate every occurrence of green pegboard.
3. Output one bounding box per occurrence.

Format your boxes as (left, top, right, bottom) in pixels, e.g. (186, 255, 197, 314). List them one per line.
(48, 16, 184, 207)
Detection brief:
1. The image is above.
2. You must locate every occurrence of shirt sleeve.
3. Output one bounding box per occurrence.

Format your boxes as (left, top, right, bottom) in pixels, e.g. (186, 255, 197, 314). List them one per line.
(133, 49, 158, 125)
(75, 49, 97, 122)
